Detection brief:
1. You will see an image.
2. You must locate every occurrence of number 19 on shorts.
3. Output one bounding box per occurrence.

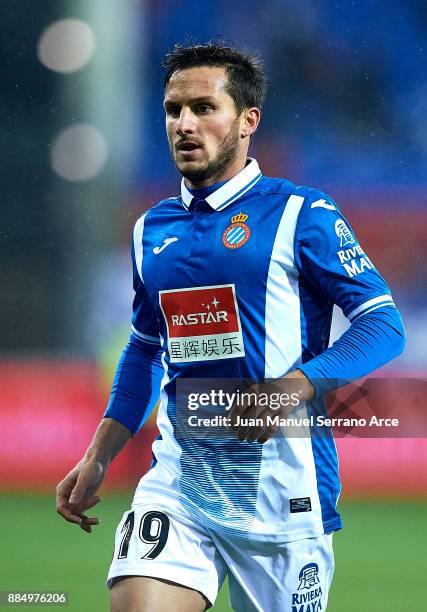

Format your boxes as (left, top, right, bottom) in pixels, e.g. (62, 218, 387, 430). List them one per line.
(117, 510, 170, 560)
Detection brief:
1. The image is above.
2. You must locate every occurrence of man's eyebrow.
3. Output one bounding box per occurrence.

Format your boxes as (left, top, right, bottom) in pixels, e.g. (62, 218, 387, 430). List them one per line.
(163, 96, 216, 108)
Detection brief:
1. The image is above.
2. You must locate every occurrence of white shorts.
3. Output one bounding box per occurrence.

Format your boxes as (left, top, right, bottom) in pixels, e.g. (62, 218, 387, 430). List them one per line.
(107, 498, 335, 611)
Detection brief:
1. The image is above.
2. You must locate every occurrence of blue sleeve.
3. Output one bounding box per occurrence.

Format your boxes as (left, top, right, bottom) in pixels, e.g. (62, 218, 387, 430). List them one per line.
(131, 213, 162, 346)
(103, 334, 163, 434)
(298, 307, 406, 398)
(295, 190, 396, 320)
(294, 190, 405, 396)
(103, 215, 163, 434)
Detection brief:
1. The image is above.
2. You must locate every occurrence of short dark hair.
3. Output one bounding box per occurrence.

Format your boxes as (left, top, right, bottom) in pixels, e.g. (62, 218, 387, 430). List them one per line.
(162, 40, 268, 114)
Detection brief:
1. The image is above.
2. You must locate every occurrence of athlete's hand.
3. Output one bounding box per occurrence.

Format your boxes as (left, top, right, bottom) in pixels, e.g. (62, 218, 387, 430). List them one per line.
(56, 459, 105, 533)
(228, 371, 314, 443)
(228, 381, 285, 443)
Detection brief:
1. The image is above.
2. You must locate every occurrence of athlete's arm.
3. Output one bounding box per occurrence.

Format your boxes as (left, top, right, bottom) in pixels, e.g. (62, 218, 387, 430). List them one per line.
(297, 306, 405, 397)
(57, 214, 164, 531)
(229, 309, 405, 442)
(294, 189, 406, 386)
(56, 335, 163, 531)
(104, 334, 163, 433)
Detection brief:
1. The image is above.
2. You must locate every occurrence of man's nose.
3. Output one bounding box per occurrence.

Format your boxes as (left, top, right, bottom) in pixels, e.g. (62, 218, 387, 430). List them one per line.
(176, 109, 195, 134)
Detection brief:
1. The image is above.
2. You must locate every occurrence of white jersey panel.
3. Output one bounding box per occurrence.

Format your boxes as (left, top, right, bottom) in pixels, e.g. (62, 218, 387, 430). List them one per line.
(254, 193, 323, 539)
(264, 194, 304, 377)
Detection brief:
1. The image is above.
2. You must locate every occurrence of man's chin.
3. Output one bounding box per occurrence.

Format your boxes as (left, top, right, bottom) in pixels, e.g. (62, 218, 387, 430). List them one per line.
(175, 160, 210, 182)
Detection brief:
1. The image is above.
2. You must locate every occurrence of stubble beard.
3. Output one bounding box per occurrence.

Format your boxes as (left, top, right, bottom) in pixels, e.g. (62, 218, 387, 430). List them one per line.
(172, 119, 241, 185)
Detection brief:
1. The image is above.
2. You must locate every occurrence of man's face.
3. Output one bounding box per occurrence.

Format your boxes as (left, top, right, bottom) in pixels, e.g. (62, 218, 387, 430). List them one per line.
(164, 66, 244, 185)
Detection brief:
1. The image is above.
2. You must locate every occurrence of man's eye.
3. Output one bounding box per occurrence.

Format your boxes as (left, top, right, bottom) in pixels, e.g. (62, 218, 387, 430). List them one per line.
(196, 104, 212, 113)
(168, 107, 180, 117)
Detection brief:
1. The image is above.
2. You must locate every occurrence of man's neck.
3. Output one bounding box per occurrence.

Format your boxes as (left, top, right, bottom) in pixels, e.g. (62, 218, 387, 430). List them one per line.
(186, 179, 228, 198)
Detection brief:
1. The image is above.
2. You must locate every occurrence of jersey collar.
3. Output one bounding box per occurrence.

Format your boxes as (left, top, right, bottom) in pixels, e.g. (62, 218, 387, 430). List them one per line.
(180, 158, 262, 211)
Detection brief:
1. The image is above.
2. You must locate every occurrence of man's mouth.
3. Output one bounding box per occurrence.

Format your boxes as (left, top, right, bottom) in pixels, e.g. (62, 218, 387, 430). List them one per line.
(177, 141, 202, 152)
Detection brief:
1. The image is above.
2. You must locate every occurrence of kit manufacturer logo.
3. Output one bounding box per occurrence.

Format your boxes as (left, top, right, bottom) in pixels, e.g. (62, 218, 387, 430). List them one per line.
(153, 237, 178, 254)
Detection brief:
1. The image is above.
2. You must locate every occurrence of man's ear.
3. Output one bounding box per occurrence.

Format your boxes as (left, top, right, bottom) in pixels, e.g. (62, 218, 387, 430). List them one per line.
(240, 107, 261, 138)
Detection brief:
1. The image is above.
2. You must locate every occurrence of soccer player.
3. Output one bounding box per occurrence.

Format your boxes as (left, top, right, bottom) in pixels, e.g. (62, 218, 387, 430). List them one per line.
(56, 42, 405, 611)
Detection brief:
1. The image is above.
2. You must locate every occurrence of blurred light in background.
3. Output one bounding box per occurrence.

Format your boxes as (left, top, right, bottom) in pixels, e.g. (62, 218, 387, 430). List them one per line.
(50, 123, 108, 182)
(37, 18, 95, 74)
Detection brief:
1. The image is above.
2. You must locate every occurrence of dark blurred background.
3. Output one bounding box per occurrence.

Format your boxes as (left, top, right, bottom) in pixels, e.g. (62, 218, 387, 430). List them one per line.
(1, 2, 426, 610)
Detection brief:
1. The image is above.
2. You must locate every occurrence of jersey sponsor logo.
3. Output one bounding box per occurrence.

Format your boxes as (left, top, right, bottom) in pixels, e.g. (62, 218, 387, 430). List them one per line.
(159, 284, 245, 362)
(222, 212, 251, 249)
(153, 236, 179, 254)
(335, 219, 355, 247)
(337, 245, 375, 278)
(291, 563, 323, 611)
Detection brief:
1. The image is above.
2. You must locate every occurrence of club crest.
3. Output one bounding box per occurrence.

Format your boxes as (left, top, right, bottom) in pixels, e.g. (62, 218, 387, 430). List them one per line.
(222, 212, 251, 249)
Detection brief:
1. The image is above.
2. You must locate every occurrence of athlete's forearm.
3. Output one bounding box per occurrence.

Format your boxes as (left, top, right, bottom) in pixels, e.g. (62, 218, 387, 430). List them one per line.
(298, 306, 405, 398)
(83, 417, 132, 468)
(104, 334, 163, 434)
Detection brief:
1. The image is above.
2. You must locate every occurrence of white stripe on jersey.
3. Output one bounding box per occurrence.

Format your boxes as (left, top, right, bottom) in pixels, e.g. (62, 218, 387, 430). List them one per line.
(352, 302, 396, 319)
(264, 194, 305, 378)
(133, 213, 148, 283)
(253, 194, 323, 540)
(347, 294, 394, 321)
(131, 325, 161, 344)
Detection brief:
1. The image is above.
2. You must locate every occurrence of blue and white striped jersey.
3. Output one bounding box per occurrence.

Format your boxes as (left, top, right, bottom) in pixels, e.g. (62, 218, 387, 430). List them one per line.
(124, 158, 398, 541)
